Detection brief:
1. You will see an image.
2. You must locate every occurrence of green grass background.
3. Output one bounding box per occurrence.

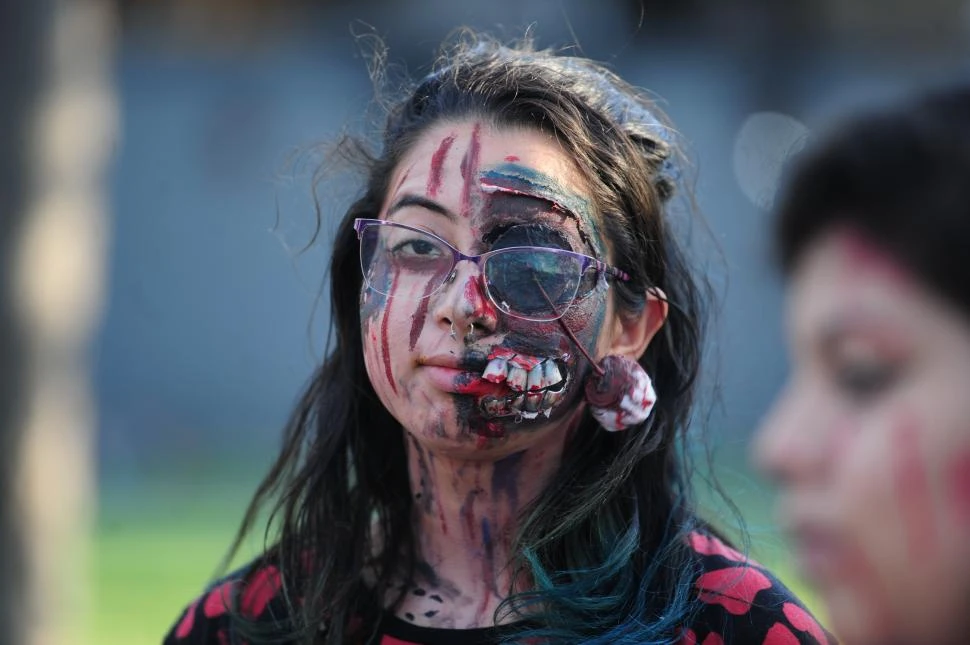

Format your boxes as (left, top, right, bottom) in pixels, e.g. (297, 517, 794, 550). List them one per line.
(92, 462, 825, 645)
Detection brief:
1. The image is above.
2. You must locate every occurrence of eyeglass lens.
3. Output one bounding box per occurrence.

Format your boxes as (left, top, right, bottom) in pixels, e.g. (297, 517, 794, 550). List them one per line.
(359, 223, 585, 321)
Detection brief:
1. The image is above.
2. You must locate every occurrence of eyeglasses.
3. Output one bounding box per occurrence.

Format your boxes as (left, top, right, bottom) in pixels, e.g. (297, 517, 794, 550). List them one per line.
(354, 218, 629, 322)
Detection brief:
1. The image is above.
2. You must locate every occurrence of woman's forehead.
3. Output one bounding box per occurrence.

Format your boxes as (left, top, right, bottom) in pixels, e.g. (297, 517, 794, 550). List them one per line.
(388, 120, 590, 203)
(381, 120, 606, 254)
(788, 228, 959, 349)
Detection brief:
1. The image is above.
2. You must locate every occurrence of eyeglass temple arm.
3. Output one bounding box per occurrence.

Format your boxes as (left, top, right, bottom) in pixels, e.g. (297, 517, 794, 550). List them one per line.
(594, 259, 629, 282)
(532, 277, 605, 377)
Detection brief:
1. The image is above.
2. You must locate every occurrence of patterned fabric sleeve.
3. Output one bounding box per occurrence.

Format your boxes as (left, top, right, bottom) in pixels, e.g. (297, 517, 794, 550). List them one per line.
(681, 532, 837, 645)
(163, 563, 283, 645)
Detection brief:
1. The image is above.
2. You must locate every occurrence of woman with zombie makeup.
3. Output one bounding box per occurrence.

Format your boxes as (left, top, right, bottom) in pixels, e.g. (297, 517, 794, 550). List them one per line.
(754, 85, 970, 645)
(165, 33, 830, 645)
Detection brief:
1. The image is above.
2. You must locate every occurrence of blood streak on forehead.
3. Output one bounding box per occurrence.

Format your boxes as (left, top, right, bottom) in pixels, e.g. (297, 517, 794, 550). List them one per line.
(458, 124, 482, 217)
(427, 134, 456, 198)
(836, 228, 912, 287)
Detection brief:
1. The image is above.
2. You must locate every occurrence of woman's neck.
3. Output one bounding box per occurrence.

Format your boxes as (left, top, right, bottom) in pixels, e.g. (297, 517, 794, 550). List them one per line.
(392, 415, 578, 629)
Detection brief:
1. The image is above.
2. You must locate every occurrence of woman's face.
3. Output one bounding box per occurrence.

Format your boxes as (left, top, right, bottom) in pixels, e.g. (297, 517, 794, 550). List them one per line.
(360, 119, 626, 457)
(755, 228, 970, 644)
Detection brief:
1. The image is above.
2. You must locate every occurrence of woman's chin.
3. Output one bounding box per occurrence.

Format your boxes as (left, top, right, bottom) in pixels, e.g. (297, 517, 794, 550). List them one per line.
(403, 412, 567, 458)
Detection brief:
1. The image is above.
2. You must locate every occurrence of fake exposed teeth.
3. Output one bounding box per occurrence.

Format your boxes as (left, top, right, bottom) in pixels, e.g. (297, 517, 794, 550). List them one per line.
(482, 357, 508, 383)
(523, 391, 543, 413)
(482, 396, 511, 417)
(482, 354, 566, 392)
(543, 360, 562, 386)
(477, 351, 570, 418)
(478, 369, 570, 419)
(526, 366, 543, 392)
(507, 366, 529, 392)
(541, 387, 563, 408)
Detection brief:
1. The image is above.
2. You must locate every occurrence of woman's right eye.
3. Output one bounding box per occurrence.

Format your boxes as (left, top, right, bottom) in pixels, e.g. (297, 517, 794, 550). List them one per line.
(391, 238, 440, 256)
(834, 361, 898, 404)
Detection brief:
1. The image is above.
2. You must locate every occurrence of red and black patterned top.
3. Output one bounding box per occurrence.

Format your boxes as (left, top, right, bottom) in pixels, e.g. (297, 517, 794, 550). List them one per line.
(164, 532, 835, 645)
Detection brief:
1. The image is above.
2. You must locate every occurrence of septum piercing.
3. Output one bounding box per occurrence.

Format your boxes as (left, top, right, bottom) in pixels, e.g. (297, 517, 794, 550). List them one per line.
(449, 321, 457, 340)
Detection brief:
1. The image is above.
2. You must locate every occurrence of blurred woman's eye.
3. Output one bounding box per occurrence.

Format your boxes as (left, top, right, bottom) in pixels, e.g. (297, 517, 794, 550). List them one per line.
(834, 361, 898, 403)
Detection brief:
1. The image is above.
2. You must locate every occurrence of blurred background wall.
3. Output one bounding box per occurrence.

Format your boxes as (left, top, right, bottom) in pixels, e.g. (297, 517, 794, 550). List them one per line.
(6, 0, 969, 643)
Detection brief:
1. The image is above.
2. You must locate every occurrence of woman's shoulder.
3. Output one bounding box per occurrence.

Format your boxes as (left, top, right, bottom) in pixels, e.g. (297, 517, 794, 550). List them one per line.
(163, 558, 283, 644)
(681, 530, 836, 644)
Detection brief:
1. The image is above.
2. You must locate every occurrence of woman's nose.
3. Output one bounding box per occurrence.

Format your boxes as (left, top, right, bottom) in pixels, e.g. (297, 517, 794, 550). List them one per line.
(432, 262, 499, 338)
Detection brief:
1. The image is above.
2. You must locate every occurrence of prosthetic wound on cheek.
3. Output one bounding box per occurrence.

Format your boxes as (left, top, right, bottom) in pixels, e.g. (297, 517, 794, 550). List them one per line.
(584, 355, 656, 432)
(479, 347, 569, 419)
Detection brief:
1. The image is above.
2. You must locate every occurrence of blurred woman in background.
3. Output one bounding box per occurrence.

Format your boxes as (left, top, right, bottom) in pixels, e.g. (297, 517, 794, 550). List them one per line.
(165, 31, 830, 644)
(755, 85, 970, 645)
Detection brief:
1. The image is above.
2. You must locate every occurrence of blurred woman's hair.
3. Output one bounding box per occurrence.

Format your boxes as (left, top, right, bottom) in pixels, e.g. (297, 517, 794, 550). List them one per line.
(776, 85, 970, 311)
(227, 31, 719, 644)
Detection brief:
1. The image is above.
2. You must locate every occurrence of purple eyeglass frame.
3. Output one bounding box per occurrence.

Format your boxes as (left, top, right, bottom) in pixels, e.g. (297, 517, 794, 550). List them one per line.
(353, 218, 630, 320)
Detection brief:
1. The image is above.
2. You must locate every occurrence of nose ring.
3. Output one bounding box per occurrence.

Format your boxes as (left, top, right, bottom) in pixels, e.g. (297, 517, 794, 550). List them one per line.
(449, 321, 457, 340)
(463, 322, 479, 345)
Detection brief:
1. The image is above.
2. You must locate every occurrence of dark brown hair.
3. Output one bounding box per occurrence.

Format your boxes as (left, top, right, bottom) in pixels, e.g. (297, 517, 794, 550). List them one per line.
(227, 32, 714, 644)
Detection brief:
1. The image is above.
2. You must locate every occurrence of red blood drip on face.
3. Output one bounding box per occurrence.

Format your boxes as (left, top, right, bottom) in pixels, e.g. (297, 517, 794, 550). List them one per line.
(462, 274, 497, 322)
(427, 134, 456, 198)
(946, 449, 970, 526)
(380, 271, 399, 394)
(891, 413, 938, 555)
(409, 276, 439, 351)
(504, 155, 519, 162)
(459, 124, 482, 217)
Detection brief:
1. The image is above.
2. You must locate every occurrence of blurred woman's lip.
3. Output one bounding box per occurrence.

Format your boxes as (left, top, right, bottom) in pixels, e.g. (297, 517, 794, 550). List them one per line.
(786, 521, 848, 584)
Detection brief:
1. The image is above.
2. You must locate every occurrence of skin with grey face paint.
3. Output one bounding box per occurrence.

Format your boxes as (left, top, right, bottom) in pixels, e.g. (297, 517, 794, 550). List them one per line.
(359, 119, 656, 628)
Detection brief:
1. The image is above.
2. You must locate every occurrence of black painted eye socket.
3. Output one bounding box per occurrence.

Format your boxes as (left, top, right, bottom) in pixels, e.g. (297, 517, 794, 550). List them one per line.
(487, 223, 574, 253)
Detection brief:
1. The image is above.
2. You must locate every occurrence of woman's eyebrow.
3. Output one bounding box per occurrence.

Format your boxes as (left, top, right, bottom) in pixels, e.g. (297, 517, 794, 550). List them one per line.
(387, 194, 457, 221)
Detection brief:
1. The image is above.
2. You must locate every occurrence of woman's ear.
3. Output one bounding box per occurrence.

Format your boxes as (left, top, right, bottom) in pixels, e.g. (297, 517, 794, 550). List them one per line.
(605, 287, 669, 360)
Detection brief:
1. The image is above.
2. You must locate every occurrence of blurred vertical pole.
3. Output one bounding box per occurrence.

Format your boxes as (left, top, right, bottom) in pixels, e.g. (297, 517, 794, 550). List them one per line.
(0, 1, 48, 643)
(1, 0, 117, 643)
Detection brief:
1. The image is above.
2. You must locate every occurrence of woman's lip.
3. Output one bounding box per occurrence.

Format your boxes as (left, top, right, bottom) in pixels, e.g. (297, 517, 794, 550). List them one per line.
(417, 354, 487, 372)
(420, 365, 507, 397)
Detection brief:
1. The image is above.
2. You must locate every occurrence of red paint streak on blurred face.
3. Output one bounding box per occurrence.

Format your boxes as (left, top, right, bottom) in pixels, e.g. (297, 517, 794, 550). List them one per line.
(754, 227, 970, 644)
(891, 413, 940, 556)
(946, 449, 970, 525)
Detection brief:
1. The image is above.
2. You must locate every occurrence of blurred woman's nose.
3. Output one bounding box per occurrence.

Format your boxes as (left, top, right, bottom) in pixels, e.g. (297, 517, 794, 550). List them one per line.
(753, 380, 828, 485)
